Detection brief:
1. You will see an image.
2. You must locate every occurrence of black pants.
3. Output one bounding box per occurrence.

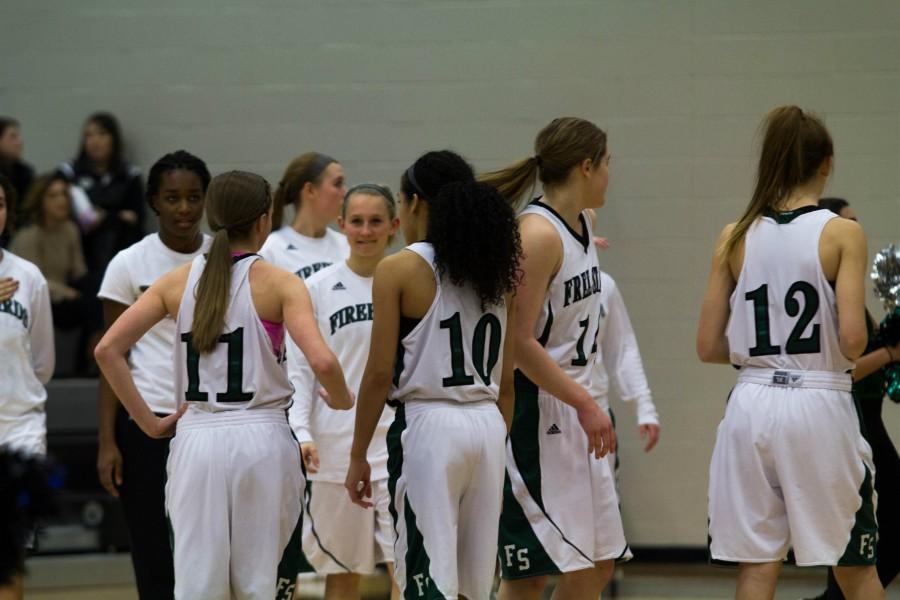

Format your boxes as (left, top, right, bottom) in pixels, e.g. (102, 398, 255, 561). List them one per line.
(115, 409, 175, 600)
(824, 398, 900, 598)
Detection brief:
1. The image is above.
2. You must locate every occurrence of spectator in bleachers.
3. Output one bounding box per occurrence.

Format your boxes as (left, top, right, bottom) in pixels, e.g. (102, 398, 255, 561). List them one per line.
(0, 118, 35, 210)
(58, 112, 143, 374)
(58, 112, 144, 277)
(11, 173, 88, 333)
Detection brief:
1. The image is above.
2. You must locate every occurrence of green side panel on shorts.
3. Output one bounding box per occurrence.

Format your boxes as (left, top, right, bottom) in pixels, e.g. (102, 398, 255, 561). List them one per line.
(498, 473, 559, 579)
(838, 465, 878, 566)
(401, 497, 445, 599)
(498, 370, 561, 579)
(275, 513, 304, 599)
(507, 370, 544, 507)
(386, 404, 445, 599)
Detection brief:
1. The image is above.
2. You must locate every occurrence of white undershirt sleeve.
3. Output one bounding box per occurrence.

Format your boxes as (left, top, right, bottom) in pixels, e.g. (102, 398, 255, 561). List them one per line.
(29, 277, 55, 384)
(601, 281, 659, 426)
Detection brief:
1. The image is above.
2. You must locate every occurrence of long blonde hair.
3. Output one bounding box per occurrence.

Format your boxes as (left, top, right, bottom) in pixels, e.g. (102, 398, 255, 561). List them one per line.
(192, 171, 271, 353)
(722, 106, 833, 260)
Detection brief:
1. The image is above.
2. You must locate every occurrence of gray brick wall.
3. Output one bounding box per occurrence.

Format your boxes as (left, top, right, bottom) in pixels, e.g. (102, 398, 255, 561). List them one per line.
(2, 0, 898, 547)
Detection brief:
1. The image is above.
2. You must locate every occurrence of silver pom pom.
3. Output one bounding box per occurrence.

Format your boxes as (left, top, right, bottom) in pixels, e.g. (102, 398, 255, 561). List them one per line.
(871, 244, 900, 311)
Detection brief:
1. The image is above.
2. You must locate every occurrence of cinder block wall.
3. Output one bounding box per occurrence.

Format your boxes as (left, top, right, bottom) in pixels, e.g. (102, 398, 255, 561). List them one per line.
(3, 0, 898, 546)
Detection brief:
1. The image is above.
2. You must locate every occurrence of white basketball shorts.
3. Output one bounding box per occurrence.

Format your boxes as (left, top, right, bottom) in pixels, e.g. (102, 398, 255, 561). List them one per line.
(166, 408, 305, 600)
(708, 368, 877, 567)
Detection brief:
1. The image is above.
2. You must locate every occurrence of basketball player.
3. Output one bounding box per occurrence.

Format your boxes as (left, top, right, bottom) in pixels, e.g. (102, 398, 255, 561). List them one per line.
(482, 117, 630, 600)
(95, 171, 353, 600)
(0, 174, 54, 600)
(288, 183, 400, 600)
(591, 268, 661, 478)
(260, 152, 348, 279)
(345, 151, 521, 600)
(698, 106, 883, 600)
(96, 150, 211, 599)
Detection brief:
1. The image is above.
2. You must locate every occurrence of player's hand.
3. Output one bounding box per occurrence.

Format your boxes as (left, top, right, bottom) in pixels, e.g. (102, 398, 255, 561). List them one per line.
(317, 387, 355, 410)
(143, 405, 188, 439)
(575, 401, 616, 459)
(593, 236, 610, 250)
(0, 277, 18, 302)
(300, 442, 320, 473)
(345, 457, 373, 508)
(97, 441, 124, 497)
(639, 423, 660, 452)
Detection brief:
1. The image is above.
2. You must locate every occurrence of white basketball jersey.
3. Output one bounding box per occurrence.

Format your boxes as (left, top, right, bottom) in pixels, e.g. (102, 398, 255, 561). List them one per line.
(391, 242, 507, 404)
(174, 254, 294, 412)
(520, 201, 601, 390)
(726, 207, 853, 373)
(287, 261, 394, 482)
(259, 226, 349, 279)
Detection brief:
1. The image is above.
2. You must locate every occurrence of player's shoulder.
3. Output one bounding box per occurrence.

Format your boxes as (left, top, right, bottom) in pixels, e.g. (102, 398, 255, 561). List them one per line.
(304, 261, 344, 290)
(112, 233, 158, 263)
(599, 270, 617, 291)
(2, 251, 46, 284)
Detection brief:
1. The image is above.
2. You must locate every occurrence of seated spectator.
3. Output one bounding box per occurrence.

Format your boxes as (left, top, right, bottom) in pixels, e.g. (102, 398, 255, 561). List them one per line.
(0, 118, 35, 211)
(11, 173, 88, 331)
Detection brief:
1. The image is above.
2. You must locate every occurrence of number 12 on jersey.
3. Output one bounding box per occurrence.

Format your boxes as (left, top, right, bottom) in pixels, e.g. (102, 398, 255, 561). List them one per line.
(745, 281, 821, 356)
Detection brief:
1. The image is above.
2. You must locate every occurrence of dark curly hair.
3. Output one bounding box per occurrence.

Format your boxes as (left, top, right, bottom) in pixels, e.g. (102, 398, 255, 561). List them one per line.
(401, 151, 521, 307)
(146, 150, 212, 214)
(430, 181, 522, 308)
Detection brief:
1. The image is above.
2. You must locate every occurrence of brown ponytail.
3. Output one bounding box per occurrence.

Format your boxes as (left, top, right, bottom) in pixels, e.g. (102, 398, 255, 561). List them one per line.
(723, 105, 833, 260)
(480, 117, 607, 207)
(192, 171, 271, 353)
(272, 152, 337, 229)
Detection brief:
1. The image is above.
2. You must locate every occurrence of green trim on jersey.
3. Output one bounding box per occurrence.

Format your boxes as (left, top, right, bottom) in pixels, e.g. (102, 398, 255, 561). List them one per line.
(387, 405, 446, 599)
(275, 514, 304, 599)
(762, 205, 824, 224)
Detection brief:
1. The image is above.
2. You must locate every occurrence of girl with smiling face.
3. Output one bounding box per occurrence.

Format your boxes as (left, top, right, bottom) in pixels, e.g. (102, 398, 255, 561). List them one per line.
(287, 184, 400, 600)
(95, 151, 212, 600)
(260, 152, 349, 280)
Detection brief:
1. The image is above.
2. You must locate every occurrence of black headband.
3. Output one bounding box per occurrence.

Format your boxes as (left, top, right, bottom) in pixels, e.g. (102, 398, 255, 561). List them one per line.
(310, 153, 337, 180)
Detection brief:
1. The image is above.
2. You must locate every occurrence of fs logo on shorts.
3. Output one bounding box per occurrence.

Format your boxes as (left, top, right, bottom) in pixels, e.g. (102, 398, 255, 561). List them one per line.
(772, 370, 804, 387)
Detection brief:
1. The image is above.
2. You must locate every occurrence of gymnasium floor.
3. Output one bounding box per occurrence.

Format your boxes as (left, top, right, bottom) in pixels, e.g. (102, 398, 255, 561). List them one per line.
(23, 554, 900, 599)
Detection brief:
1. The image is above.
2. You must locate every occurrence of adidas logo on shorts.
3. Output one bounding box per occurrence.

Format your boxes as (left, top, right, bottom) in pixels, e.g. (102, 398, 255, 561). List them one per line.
(546, 423, 562, 435)
(332, 282, 346, 291)
(286, 244, 298, 250)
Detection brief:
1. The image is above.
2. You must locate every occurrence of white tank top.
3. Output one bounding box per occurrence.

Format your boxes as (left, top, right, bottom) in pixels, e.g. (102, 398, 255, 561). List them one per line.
(174, 254, 294, 412)
(519, 201, 601, 390)
(391, 242, 508, 404)
(726, 207, 853, 373)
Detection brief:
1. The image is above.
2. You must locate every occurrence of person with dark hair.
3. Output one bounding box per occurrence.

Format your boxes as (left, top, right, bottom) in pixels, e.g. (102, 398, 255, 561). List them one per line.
(11, 174, 87, 332)
(0, 176, 20, 301)
(0, 118, 35, 206)
(94, 150, 211, 600)
(806, 197, 900, 600)
(59, 112, 145, 273)
(260, 151, 348, 279)
(346, 150, 521, 600)
(698, 106, 883, 599)
(0, 173, 54, 600)
(95, 170, 352, 600)
(482, 118, 627, 600)
(289, 184, 401, 600)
